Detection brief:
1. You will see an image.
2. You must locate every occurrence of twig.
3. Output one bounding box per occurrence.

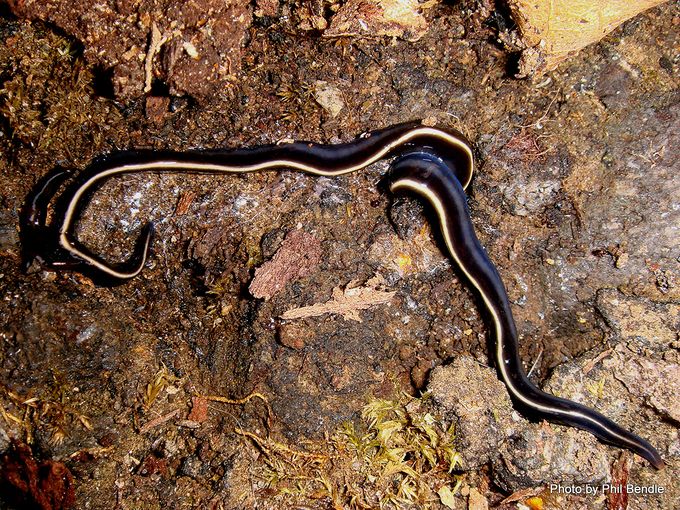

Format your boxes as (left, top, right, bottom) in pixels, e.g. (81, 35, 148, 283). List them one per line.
(527, 348, 543, 378)
(139, 408, 181, 434)
(234, 428, 329, 461)
(200, 392, 274, 423)
(583, 348, 614, 375)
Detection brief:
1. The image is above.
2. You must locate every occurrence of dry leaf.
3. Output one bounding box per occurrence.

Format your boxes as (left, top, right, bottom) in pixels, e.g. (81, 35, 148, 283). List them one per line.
(281, 276, 395, 322)
(438, 485, 457, 509)
(508, 0, 668, 75)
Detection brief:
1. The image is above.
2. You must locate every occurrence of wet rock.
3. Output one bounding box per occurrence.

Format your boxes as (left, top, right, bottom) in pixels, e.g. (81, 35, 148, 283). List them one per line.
(500, 178, 561, 217)
(388, 196, 427, 239)
(428, 353, 670, 491)
(594, 291, 680, 424)
(493, 425, 609, 492)
(367, 230, 448, 277)
(277, 322, 309, 350)
(428, 358, 523, 469)
(545, 345, 676, 468)
(562, 105, 680, 302)
(596, 289, 678, 350)
(2, 3, 678, 509)
(613, 346, 680, 422)
(315, 178, 353, 209)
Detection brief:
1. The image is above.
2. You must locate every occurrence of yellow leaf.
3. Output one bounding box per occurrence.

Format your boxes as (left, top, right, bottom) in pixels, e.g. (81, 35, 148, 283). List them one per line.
(438, 485, 457, 509)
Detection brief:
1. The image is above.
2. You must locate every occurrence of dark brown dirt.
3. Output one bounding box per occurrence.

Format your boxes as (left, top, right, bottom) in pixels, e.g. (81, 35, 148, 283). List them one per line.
(0, 1, 677, 508)
(6, 0, 251, 100)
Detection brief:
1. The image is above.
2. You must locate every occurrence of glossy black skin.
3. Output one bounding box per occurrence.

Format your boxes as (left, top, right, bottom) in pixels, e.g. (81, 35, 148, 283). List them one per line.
(21, 168, 84, 271)
(388, 152, 664, 470)
(21, 166, 154, 284)
(21, 125, 663, 468)
(21, 122, 472, 284)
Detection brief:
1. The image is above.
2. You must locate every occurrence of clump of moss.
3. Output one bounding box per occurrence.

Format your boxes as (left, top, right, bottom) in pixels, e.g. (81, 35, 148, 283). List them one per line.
(276, 81, 319, 126)
(0, 372, 92, 447)
(141, 363, 182, 411)
(0, 22, 120, 165)
(237, 394, 463, 509)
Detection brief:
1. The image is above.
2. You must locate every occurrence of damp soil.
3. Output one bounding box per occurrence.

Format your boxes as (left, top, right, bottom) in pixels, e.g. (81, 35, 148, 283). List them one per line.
(0, 1, 678, 509)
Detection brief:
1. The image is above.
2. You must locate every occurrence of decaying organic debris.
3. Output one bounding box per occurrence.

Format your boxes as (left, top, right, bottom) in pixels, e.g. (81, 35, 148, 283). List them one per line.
(281, 275, 396, 322)
(506, 0, 669, 76)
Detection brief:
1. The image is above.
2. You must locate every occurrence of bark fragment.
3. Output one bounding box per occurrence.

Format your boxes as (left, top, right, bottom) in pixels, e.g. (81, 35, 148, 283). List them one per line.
(281, 276, 395, 322)
(249, 229, 322, 301)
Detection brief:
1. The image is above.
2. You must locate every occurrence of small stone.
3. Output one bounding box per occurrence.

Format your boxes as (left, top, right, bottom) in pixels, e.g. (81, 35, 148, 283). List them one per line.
(313, 81, 345, 118)
(187, 396, 209, 423)
(468, 488, 489, 510)
(428, 358, 518, 468)
(410, 359, 431, 390)
(179, 455, 204, 479)
(595, 63, 633, 110)
(98, 432, 117, 447)
(277, 323, 308, 350)
(615, 252, 629, 269)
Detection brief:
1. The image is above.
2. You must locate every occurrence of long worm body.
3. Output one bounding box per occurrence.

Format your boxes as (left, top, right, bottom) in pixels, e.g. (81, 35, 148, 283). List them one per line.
(22, 121, 664, 469)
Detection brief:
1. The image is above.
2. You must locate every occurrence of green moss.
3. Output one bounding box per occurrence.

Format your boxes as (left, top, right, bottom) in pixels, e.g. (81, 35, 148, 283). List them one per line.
(0, 22, 120, 165)
(0, 372, 93, 447)
(237, 394, 464, 509)
(276, 81, 319, 126)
